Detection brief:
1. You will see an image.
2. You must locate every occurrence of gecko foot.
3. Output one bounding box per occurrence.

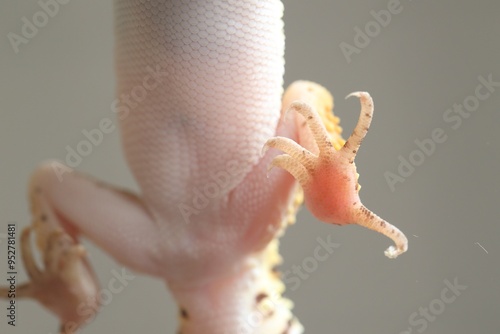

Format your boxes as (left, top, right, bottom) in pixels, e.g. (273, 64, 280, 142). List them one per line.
(264, 92, 408, 258)
(0, 226, 100, 333)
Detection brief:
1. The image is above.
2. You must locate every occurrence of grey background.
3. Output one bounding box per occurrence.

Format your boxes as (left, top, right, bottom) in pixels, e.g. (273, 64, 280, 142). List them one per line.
(1, 0, 499, 333)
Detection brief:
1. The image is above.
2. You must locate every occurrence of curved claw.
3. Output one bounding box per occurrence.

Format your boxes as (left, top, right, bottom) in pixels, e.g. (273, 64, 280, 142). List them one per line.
(385, 245, 404, 259)
(266, 83, 408, 259)
(341, 91, 374, 161)
(345, 91, 368, 100)
(353, 205, 408, 258)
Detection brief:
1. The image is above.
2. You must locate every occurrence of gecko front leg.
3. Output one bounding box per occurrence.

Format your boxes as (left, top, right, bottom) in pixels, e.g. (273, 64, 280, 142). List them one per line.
(265, 83, 408, 258)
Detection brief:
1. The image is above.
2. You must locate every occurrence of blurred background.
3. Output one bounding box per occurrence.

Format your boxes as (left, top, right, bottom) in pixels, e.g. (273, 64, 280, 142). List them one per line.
(1, 1, 499, 333)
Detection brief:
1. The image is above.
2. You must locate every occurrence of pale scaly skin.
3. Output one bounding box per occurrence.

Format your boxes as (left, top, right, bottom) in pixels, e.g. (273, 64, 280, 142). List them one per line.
(0, 1, 407, 333)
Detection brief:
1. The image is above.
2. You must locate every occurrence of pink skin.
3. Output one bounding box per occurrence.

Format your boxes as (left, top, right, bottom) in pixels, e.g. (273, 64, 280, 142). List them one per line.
(0, 1, 407, 333)
(304, 157, 359, 224)
(265, 91, 408, 259)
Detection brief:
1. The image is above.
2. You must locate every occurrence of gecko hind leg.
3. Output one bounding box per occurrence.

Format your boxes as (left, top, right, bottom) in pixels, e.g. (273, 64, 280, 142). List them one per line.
(1, 225, 100, 333)
(264, 89, 408, 258)
(0, 227, 38, 299)
(1, 161, 163, 333)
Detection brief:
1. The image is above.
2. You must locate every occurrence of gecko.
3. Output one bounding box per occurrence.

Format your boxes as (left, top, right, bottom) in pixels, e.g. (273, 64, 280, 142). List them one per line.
(0, 1, 408, 333)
